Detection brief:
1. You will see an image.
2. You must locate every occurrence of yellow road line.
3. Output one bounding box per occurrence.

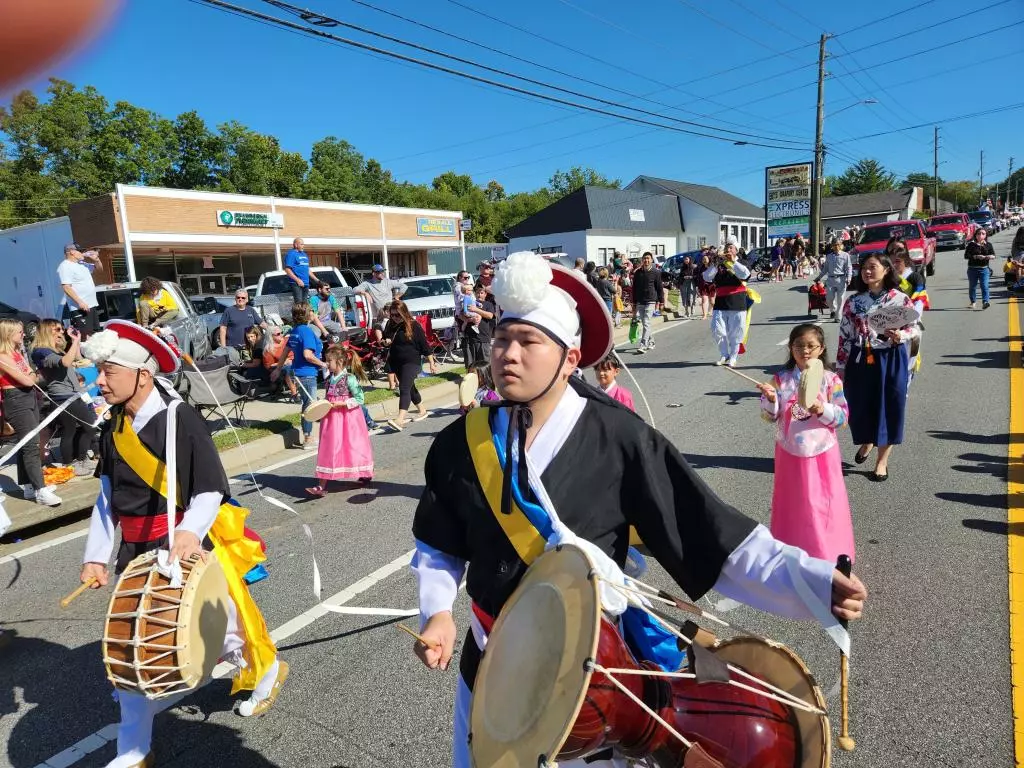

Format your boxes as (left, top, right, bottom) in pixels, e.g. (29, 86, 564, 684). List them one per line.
(1007, 296, 1024, 766)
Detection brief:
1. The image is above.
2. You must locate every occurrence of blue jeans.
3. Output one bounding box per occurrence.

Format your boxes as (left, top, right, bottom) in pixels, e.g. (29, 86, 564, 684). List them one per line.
(967, 267, 990, 304)
(296, 374, 318, 436)
(361, 405, 377, 429)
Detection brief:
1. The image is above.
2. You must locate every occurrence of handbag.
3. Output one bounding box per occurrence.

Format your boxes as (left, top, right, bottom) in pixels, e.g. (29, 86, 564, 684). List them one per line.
(628, 318, 640, 344)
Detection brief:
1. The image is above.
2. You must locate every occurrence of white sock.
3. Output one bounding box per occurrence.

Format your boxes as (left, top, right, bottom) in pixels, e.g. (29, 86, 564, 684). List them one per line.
(238, 658, 280, 716)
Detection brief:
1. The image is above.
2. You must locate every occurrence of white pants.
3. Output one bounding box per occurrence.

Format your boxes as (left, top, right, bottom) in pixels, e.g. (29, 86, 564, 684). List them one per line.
(453, 674, 629, 768)
(711, 309, 746, 360)
(109, 597, 248, 767)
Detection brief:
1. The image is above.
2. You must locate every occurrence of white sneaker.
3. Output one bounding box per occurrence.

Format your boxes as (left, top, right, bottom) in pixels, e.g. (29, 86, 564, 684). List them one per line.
(970, 302, 977, 309)
(728, 357, 738, 368)
(35, 486, 62, 506)
(715, 356, 728, 366)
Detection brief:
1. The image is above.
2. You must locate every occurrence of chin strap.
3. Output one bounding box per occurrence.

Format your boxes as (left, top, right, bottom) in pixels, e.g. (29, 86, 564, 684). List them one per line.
(486, 346, 568, 515)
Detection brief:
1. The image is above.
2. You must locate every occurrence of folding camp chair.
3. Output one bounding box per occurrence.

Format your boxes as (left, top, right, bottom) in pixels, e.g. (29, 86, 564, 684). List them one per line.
(183, 357, 255, 429)
(434, 324, 462, 364)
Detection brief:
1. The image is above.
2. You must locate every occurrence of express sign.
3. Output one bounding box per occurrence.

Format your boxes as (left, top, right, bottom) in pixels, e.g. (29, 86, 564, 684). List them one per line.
(765, 162, 813, 238)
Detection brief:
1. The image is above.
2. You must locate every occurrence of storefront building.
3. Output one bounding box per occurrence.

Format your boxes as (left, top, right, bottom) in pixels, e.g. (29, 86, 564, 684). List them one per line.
(68, 185, 463, 295)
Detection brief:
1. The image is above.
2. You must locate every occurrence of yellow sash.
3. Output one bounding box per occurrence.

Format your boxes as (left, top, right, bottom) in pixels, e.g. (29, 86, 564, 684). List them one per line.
(112, 413, 276, 694)
(465, 409, 546, 566)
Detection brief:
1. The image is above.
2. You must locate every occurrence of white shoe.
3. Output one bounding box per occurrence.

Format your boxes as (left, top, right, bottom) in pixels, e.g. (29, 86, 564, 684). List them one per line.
(36, 486, 62, 506)
(970, 302, 977, 309)
(715, 356, 728, 366)
(728, 357, 738, 368)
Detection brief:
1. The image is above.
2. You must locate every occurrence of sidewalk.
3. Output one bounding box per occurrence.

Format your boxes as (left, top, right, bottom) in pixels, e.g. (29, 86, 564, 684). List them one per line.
(0, 309, 683, 535)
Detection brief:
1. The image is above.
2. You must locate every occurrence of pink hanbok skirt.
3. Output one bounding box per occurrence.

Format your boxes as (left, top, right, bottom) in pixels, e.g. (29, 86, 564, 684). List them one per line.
(770, 443, 855, 563)
(316, 405, 374, 481)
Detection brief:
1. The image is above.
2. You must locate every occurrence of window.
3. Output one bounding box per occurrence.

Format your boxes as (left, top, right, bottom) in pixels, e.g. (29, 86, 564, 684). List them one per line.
(533, 246, 563, 255)
(740, 228, 750, 248)
(649, 244, 666, 256)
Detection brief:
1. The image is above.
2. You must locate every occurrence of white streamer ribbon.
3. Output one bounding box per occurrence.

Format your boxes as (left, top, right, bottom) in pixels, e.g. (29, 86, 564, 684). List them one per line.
(0, 391, 91, 469)
(783, 545, 851, 657)
(156, 549, 184, 588)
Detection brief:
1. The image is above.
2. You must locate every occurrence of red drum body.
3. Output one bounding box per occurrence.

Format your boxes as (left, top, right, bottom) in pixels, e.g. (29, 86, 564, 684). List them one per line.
(470, 545, 829, 768)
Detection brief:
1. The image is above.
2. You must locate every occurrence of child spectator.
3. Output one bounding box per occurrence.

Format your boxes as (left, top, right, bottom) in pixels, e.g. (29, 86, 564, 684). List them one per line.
(594, 352, 635, 412)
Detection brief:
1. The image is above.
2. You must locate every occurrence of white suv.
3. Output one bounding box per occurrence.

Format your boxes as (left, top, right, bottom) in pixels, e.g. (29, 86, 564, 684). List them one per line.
(400, 274, 457, 331)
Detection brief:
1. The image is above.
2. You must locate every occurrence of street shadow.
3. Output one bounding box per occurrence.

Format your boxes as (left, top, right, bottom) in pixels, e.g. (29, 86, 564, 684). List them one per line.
(704, 390, 761, 405)
(1, 632, 118, 767)
(935, 490, 1013, 509)
(276, 615, 410, 652)
(681, 453, 774, 474)
(344, 480, 424, 505)
(247, 471, 316, 500)
(951, 452, 1013, 480)
(937, 350, 1010, 369)
(962, 518, 1024, 536)
(768, 314, 822, 323)
(928, 430, 1019, 445)
(973, 337, 1023, 343)
(621, 360, 713, 370)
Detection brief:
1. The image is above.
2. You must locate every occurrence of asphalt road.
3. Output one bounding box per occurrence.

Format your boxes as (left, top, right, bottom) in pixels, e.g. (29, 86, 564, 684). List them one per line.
(1, 229, 1019, 768)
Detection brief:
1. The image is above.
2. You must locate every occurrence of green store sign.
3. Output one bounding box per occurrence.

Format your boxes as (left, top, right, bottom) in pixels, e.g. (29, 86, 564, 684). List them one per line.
(216, 210, 284, 229)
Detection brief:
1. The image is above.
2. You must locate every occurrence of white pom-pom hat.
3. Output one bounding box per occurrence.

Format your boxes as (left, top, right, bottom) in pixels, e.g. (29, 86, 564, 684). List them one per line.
(81, 319, 180, 375)
(491, 252, 612, 368)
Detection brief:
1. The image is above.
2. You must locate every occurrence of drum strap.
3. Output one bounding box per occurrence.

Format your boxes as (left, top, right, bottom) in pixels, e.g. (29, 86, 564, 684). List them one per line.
(465, 408, 546, 566)
(112, 412, 278, 695)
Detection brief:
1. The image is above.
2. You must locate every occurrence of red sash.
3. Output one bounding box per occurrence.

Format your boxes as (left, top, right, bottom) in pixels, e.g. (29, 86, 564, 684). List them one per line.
(118, 511, 183, 543)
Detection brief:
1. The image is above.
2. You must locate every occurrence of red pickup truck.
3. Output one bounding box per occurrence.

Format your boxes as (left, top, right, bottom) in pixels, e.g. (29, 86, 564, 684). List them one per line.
(926, 213, 976, 251)
(850, 220, 937, 276)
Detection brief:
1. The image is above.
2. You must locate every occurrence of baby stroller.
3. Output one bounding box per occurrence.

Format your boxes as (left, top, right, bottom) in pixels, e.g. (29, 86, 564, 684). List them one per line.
(807, 283, 828, 316)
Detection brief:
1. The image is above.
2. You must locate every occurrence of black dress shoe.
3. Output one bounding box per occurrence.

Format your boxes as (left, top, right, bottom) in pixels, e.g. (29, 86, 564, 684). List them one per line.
(854, 448, 871, 464)
(870, 471, 889, 482)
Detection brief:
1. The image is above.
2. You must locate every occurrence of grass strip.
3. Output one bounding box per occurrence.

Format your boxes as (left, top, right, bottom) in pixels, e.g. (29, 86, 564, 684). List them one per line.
(211, 367, 466, 450)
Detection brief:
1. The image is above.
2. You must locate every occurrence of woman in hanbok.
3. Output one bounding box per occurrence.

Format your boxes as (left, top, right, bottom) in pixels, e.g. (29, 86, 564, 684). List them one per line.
(307, 344, 373, 496)
(836, 254, 920, 482)
(758, 324, 854, 563)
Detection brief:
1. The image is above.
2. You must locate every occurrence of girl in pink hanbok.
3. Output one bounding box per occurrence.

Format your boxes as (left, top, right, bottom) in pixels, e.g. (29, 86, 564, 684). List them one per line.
(757, 323, 855, 563)
(307, 345, 373, 496)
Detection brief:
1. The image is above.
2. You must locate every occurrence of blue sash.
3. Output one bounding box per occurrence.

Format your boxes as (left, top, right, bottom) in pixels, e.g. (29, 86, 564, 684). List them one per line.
(492, 430, 687, 672)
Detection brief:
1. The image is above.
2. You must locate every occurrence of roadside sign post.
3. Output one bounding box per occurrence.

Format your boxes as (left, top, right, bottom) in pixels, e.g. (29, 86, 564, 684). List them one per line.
(459, 219, 471, 271)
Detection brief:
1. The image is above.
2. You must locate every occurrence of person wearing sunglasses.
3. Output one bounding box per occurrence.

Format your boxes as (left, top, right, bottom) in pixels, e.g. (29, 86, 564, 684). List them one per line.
(215, 290, 266, 364)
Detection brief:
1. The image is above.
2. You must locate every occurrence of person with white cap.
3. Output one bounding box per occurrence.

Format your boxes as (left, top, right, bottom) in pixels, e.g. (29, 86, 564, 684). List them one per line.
(77, 321, 288, 768)
(354, 263, 407, 321)
(57, 243, 103, 338)
(408, 251, 867, 768)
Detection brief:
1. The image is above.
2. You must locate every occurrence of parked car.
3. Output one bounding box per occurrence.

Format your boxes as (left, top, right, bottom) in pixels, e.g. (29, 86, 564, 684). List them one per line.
(850, 220, 937, 276)
(968, 210, 997, 236)
(926, 213, 975, 250)
(253, 266, 369, 343)
(190, 294, 235, 349)
(0, 300, 41, 344)
(400, 274, 458, 332)
(93, 280, 212, 372)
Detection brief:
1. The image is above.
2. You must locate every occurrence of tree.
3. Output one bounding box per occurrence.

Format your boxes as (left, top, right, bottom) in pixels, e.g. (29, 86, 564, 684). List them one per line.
(217, 121, 307, 197)
(903, 171, 941, 188)
(303, 136, 364, 202)
(163, 110, 223, 190)
(431, 171, 476, 198)
(484, 179, 505, 202)
(828, 159, 898, 196)
(360, 159, 401, 206)
(547, 166, 620, 199)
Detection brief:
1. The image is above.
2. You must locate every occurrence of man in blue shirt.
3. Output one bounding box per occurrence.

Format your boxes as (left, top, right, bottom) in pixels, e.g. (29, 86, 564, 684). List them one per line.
(284, 237, 320, 304)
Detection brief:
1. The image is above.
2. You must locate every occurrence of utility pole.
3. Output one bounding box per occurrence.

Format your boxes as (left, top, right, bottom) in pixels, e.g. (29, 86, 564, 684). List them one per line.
(1009, 157, 1015, 206)
(933, 127, 940, 214)
(809, 33, 829, 260)
(979, 150, 985, 205)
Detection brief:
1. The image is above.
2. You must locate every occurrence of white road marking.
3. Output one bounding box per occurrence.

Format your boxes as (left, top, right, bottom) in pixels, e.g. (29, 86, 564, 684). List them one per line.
(322, 605, 419, 617)
(0, 528, 89, 567)
(33, 549, 416, 768)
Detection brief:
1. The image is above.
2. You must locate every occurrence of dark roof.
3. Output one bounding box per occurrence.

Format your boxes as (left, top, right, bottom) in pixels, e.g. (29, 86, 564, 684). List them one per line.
(629, 175, 763, 218)
(505, 186, 681, 238)
(820, 189, 913, 220)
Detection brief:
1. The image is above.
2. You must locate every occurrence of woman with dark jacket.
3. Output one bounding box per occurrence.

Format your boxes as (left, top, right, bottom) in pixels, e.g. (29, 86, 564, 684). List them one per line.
(964, 228, 996, 310)
(384, 301, 438, 431)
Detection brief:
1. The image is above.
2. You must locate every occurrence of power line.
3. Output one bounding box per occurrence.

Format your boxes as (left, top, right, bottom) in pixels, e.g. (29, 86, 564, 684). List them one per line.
(193, 0, 811, 150)
(670, 0, 802, 58)
(835, 0, 942, 37)
(341, 0, 809, 145)
(834, 100, 1024, 143)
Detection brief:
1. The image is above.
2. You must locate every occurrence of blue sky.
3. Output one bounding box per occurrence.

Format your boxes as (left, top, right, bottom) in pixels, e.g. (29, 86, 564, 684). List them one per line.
(18, 0, 1024, 205)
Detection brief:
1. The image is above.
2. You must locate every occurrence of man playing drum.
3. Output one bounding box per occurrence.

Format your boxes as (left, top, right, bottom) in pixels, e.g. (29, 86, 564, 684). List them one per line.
(410, 252, 867, 768)
(78, 321, 288, 768)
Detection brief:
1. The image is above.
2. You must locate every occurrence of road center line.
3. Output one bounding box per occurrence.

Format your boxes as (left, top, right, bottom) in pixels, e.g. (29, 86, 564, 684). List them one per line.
(1005, 297, 1024, 767)
(33, 548, 416, 768)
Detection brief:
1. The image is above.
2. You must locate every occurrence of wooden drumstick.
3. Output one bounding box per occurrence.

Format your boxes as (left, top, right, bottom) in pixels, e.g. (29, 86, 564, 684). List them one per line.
(60, 578, 97, 609)
(836, 554, 856, 752)
(397, 622, 440, 650)
(721, 365, 766, 388)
